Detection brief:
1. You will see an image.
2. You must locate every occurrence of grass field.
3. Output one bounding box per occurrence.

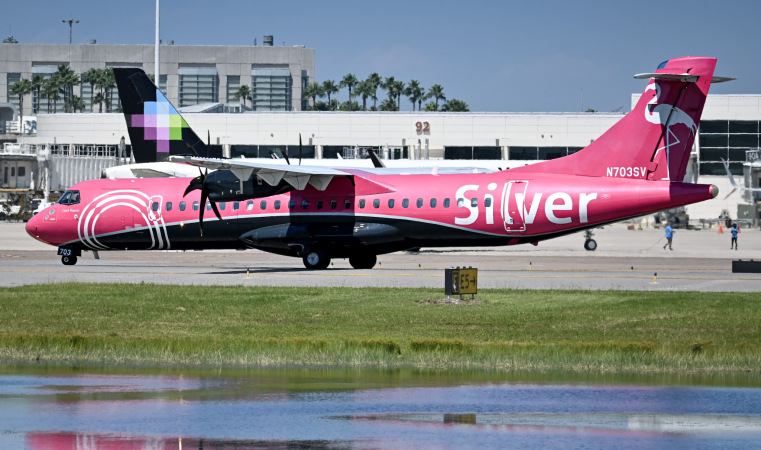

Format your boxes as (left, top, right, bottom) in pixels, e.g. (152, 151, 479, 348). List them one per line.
(1, 283, 759, 373)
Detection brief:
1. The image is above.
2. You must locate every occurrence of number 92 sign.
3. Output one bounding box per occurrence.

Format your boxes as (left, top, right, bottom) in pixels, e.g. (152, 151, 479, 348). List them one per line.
(415, 121, 430, 134)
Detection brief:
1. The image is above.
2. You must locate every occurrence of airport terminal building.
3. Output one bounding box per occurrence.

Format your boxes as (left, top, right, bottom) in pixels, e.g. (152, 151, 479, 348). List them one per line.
(1, 42, 760, 223)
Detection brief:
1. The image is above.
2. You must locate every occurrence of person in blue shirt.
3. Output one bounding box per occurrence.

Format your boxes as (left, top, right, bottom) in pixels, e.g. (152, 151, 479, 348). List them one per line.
(731, 223, 739, 250)
(662, 223, 674, 250)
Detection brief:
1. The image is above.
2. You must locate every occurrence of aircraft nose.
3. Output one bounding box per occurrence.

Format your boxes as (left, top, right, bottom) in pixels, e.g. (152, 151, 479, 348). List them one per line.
(25, 212, 41, 239)
(25, 209, 53, 245)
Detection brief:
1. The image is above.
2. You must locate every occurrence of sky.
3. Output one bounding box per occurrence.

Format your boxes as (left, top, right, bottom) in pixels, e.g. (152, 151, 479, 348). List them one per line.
(4, 0, 760, 112)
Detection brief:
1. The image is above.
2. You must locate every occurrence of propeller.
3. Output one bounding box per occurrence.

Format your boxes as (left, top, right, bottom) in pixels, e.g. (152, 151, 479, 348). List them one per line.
(299, 133, 303, 166)
(183, 167, 223, 236)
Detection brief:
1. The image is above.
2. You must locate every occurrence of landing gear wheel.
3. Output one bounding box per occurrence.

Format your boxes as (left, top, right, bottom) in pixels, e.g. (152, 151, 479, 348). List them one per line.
(61, 255, 78, 265)
(349, 254, 377, 269)
(584, 239, 597, 251)
(302, 247, 330, 270)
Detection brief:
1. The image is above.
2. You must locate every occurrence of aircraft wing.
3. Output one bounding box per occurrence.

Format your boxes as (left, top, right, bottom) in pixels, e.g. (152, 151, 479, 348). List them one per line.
(171, 156, 350, 191)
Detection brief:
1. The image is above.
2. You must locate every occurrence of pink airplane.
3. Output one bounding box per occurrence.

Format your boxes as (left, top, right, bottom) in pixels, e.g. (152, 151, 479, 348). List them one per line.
(27, 57, 725, 269)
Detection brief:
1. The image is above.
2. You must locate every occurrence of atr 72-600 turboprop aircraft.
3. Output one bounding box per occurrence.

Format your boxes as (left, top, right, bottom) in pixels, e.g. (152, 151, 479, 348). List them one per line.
(27, 57, 727, 269)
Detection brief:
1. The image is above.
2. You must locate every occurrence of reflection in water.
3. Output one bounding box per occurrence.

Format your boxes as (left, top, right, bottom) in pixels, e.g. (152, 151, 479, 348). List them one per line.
(359, 412, 761, 434)
(26, 432, 350, 450)
(1, 365, 761, 449)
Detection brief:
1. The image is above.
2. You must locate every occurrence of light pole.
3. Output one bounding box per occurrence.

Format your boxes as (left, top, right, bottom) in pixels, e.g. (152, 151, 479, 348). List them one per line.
(61, 19, 79, 44)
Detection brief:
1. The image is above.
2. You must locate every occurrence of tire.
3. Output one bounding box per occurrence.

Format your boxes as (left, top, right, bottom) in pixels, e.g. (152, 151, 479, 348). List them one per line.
(349, 254, 377, 269)
(302, 247, 330, 270)
(61, 255, 78, 265)
(584, 239, 597, 251)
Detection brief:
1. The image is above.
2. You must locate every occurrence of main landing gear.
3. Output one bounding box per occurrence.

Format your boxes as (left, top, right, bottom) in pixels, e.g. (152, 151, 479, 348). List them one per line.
(302, 247, 331, 270)
(301, 247, 378, 270)
(349, 254, 377, 269)
(583, 229, 597, 251)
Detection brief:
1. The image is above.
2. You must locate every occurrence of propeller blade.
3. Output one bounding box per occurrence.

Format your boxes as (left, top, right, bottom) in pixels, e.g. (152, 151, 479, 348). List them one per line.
(183, 167, 205, 198)
(723, 188, 737, 200)
(209, 200, 223, 221)
(282, 147, 291, 165)
(199, 188, 208, 236)
(299, 133, 303, 166)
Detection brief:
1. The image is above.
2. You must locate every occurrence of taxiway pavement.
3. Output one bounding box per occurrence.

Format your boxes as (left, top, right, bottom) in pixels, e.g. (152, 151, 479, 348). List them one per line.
(2, 222, 759, 291)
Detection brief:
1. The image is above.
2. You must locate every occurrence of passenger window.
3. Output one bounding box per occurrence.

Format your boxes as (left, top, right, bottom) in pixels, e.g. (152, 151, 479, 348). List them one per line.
(247, 201, 254, 211)
(471, 198, 478, 207)
(206, 202, 212, 211)
(430, 198, 437, 208)
(193, 201, 199, 211)
(485, 198, 492, 207)
(288, 200, 295, 210)
(233, 201, 240, 211)
(152, 202, 159, 212)
(179, 201, 186, 211)
(373, 199, 380, 208)
(219, 202, 226, 211)
(330, 200, 337, 209)
(166, 202, 172, 211)
(416, 198, 423, 208)
(388, 199, 395, 208)
(402, 199, 409, 208)
(274, 200, 281, 210)
(316, 200, 323, 209)
(344, 199, 351, 209)
(260, 200, 267, 210)
(302, 200, 309, 210)
(457, 198, 464, 208)
(359, 199, 366, 209)
(444, 198, 450, 208)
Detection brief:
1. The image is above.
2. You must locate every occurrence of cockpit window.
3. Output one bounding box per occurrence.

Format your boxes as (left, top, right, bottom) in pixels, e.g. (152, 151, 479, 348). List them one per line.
(58, 190, 81, 205)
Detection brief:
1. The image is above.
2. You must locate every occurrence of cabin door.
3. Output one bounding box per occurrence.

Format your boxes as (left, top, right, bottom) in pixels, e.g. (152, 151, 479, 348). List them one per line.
(502, 181, 529, 233)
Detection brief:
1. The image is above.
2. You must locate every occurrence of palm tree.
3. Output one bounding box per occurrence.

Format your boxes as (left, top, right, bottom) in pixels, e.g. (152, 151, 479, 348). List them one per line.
(378, 98, 398, 111)
(92, 92, 105, 113)
(392, 80, 405, 110)
(366, 73, 381, 109)
(55, 65, 79, 111)
(427, 84, 446, 110)
(322, 80, 338, 109)
(404, 80, 425, 111)
(10, 78, 33, 132)
(31, 73, 44, 114)
(303, 82, 324, 110)
(42, 76, 60, 113)
(423, 101, 439, 112)
(339, 73, 358, 105)
(382, 77, 405, 109)
(233, 84, 252, 108)
(354, 80, 374, 111)
(96, 69, 116, 112)
(66, 95, 86, 113)
(381, 76, 396, 102)
(81, 68, 101, 112)
(441, 98, 469, 112)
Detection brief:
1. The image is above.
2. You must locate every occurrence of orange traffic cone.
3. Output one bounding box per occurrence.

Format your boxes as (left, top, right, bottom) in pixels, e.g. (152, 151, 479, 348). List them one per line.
(718, 225, 723, 234)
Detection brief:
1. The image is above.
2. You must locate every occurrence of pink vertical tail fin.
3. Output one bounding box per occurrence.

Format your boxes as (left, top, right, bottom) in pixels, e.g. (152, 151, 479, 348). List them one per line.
(526, 57, 722, 182)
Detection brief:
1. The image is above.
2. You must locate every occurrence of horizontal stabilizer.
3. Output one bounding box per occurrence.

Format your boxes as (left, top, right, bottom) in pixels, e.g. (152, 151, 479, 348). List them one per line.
(634, 73, 735, 83)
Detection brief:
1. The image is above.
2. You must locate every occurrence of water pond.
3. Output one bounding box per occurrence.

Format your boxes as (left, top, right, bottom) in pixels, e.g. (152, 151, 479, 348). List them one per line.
(2, 366, 761, 449)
